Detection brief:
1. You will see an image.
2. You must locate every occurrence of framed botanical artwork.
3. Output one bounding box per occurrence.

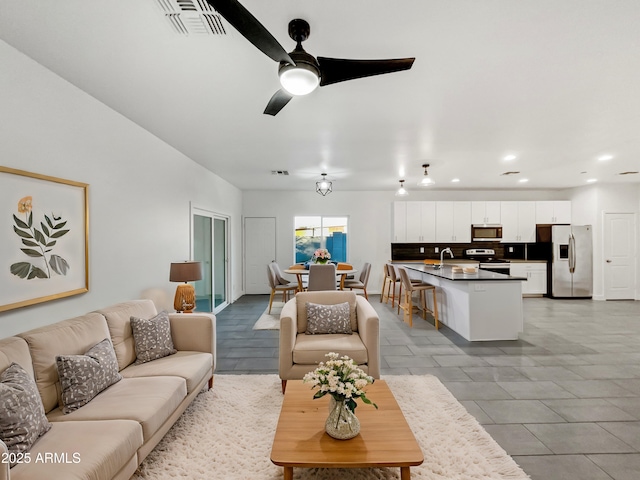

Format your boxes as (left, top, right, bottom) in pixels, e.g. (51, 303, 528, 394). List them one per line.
(0, 167, 89, 312)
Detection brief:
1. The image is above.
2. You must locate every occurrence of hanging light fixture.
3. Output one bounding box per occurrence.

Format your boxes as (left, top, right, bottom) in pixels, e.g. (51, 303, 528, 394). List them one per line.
(315, 173, 332, 196)
(395, 179, 409, 196)
(417, 163, 435, 186)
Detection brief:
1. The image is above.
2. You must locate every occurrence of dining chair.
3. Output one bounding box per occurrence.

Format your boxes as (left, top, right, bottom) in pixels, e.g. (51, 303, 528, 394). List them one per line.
(307, 264, 337, 291)
(267, 264, 298, 313)
(271, 261, 303, 290)
(397, 266, 439, 329)
(343, 262, 371, 299)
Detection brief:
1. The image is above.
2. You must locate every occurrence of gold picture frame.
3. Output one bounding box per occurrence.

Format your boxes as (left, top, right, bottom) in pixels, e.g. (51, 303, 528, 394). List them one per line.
(0, 167, 89, 312)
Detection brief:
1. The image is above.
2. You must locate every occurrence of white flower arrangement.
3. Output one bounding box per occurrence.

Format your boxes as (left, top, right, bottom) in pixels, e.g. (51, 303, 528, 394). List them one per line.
(303, 352, 377, 412)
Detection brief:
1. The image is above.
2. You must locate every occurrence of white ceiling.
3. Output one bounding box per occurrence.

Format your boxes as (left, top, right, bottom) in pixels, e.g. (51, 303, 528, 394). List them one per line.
(1, 0, 639, 192)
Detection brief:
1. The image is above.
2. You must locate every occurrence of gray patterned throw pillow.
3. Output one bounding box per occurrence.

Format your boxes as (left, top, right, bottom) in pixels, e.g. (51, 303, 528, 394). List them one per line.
(56, 338, 122, 414)
(305, 302, 352, 335)
(130, 311, 176, 365)
(0, 363, 52, 464)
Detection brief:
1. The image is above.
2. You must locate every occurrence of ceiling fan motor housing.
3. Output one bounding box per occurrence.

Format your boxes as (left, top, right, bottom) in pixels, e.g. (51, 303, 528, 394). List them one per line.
(288, 18, 310, 43)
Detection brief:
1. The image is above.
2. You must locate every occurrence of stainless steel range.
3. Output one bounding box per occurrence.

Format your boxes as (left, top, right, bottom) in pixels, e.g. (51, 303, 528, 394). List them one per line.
(464, 249, 510, 275)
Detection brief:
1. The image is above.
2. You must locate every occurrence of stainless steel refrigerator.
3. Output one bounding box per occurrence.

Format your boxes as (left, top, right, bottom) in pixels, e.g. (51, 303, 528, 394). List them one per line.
(551, 225, 593, 298)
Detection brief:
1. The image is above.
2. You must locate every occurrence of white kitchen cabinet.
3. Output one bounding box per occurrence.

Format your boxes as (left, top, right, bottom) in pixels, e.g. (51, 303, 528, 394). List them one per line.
(393, 201, 436, 243)
(392, 201, 407, 242)
(501, 201, 536, 242)
(436, 201, 471, 243)
(511, 262, 547, 295)
(535, 201, 571, 224)
(405, 201, 436, 242)
(471, 201, 501, 225)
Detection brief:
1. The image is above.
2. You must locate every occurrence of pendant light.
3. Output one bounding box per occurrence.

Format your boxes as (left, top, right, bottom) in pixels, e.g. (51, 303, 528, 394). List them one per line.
(315, 173, 332, 196)
(395, 179, 409, 196)
(417, 163, 435, 186)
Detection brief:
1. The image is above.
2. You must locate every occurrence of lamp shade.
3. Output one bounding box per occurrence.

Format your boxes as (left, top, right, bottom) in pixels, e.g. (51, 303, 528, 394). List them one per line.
(169, 261, 202, 283)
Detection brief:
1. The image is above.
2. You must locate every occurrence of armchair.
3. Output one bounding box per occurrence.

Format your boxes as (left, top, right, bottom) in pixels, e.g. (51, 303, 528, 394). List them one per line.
(279, 291, 380, 393)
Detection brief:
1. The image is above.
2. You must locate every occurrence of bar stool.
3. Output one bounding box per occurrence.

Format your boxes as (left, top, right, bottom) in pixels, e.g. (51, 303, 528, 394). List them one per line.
(397, 266, 439, 329)
(386, 264, 403, 308)
(381, 264, 393, 303)
(394, 264, 425, 315)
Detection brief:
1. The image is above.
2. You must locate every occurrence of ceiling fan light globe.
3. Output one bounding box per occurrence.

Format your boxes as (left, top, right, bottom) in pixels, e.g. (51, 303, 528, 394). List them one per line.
(279, 64, 319, 96)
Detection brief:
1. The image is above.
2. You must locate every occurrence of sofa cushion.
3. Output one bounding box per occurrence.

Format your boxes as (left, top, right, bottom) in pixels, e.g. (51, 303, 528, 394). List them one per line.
(9, 420, 142, 480)
(0, 337, 33, 378)
(295, 291, 357, 334)
(55, 339, 122, 414)
(305, 302, 352, 335)
(0, 363, 52, 464)
(293, 333, 368, 365)
(46, 376, 186, 441)
(18, 313, 111, 414)
(130, 311, 176, 364)
(94, 300, 158, 371)
(120, 351, 212, 393)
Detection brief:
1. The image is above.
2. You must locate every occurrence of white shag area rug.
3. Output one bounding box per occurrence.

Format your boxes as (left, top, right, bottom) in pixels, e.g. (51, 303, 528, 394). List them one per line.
(252, 302, 284, 330)
(131, 375, 529, 480)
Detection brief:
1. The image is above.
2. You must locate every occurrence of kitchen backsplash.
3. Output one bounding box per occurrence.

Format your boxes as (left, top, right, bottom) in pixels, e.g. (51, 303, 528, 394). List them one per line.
(391, 242, 548, 261)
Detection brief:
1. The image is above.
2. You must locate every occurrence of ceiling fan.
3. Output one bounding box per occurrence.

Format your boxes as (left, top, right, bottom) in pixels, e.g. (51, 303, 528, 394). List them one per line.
(206, 0, 416, 116)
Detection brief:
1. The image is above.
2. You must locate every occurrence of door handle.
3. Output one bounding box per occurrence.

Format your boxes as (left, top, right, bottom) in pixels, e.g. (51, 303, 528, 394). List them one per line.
(606, 259, 612, 263)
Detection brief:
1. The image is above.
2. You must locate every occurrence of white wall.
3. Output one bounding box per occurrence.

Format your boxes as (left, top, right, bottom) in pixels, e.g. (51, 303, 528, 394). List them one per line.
(0, 40, 243, 338)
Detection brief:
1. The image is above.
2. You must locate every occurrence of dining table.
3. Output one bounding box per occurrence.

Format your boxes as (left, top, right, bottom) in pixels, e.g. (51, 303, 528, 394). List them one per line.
(283, 266, 357, 292)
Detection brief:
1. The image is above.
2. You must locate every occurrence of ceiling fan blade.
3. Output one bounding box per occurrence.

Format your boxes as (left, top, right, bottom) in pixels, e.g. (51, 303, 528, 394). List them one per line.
(207, 0, 294, 65)
(317, 57, 415, 87)
(264, 89, 294, 116)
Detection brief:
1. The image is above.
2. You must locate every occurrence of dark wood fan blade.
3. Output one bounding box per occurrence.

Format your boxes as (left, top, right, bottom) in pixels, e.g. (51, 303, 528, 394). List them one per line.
(207, 0, 294, 65)
(264, 89, 294, 116)
(317, 57, 415, 86)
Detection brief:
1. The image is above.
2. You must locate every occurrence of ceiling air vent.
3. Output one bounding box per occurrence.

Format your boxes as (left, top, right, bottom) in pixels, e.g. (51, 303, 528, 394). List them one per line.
(271, 170, 290, 176)
(501, 171, 521, 176)
(154, 0, 226, 35)
(619, 171, 639, 175)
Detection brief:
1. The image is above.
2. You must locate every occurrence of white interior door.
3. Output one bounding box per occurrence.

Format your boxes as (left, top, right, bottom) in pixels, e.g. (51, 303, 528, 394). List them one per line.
(604, 213, 637, 300)
(244, 217, 276, 294)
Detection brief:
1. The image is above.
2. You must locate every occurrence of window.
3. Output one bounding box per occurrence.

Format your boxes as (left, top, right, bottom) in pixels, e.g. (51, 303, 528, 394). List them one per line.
(294, 216, 348, 263)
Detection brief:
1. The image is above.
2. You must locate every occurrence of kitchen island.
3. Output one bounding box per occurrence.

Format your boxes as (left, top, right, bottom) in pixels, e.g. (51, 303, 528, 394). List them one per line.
(404, 264, 526, 341)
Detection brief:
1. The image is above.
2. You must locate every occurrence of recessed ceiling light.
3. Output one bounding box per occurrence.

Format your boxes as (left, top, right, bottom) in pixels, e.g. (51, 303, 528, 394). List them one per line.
(518, 178, 529, 183)
(598, 154, 613, 161)
(587, 178, 598, 183)
(504, 155, 517, 161)
(451, 178, 460, 183)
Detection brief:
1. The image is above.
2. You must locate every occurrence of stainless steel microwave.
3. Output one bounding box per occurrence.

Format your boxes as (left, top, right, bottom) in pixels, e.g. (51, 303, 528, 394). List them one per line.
(472, 225, 503, 241)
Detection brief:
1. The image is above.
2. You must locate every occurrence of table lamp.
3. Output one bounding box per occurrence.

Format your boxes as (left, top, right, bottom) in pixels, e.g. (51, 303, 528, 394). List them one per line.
(169, 261, 202, 313)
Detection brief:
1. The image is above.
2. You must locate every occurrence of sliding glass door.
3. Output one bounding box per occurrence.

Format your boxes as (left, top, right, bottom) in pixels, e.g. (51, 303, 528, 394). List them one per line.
(192, 207, 228, 314)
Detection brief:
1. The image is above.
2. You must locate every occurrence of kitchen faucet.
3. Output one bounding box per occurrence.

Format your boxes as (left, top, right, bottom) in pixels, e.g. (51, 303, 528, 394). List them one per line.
(435, 247, 453, 269)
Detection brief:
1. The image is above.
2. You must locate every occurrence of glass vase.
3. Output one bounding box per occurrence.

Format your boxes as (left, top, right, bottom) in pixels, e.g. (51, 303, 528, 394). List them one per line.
(325, 396, 360, 440)
(314, 258, 328, 264)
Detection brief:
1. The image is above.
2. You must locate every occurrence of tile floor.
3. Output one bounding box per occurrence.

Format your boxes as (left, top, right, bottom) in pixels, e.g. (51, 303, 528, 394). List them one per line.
(215, 294, 640, 480)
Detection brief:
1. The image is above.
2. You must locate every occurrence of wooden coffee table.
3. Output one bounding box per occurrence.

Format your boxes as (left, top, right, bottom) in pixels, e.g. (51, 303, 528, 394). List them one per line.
(270, 380, 424, 479)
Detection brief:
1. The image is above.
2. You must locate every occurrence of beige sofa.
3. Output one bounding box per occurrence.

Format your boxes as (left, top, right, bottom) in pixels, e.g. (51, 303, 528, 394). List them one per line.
(0, 299, 215, 480)
(279, 291, 380, 392)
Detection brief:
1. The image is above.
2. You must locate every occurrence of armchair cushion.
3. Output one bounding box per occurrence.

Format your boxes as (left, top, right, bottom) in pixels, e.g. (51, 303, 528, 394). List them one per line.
(295, 291, 357, 334)
(293, 334, 368, 365)
(305, 302, 352, 335)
